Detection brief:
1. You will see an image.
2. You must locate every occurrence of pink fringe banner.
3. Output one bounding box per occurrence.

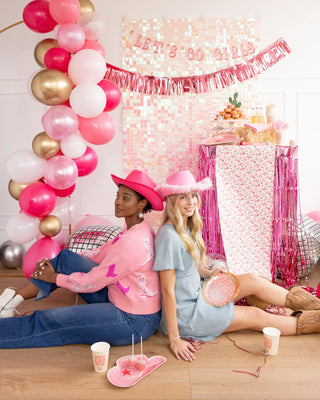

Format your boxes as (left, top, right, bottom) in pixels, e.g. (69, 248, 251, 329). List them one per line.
(105, 38, 291, 95)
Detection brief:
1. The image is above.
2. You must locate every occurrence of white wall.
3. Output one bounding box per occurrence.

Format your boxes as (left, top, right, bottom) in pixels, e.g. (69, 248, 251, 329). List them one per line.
(0, 0, 320, 244)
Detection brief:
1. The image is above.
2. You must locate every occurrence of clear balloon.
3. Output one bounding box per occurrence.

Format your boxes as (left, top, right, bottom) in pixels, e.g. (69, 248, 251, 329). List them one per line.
(68, 49, 107, 85)
(98, 79, 122, 111)
(6, 213, 40, 244)
(77, 11, 105, 40)
(81, 40, 105, 58)
(19, 182, 57, 218)
(78, 112, 115, 145)
(6, 150, 46, 184)
(34, 38, 58, 67)
(61, 133, 87, 158)
(44, 47, 71, 73)
(44, 155, 78, 190)
(53, 197, 79, 225)
(49, 0, 81, 24)
(69, 82, 106, 118)
(72, 146, 98, 176)
(57, 23, 86, 53)
(22, 237, 61, 279)
(39, 215, 62, 237)
(32, 132, 60, 159)
(0, 241, 25, 269)
(23, 0, 57, 33)
(42, 105, 79, 140)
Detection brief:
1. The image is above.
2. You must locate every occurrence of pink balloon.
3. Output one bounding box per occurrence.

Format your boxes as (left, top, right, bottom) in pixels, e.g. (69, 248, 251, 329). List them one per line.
(72, 146, 98, 177)
(74, 215, 113, 230)
(53, 183, 76, 197)
(44, 47, 71, 73)
(57, 23, 85, 53)
(23, 237, 61, 279)
(44, 155, 78, 190)
(98, 79, 122, 111)
(37, 229, 66, 247)
(307, 211, 320, 225)
(78, 112, 115, 145)
(42, 105, 79, 140)
(49, 0, 81, 24)
(81, 40, 105, 58)
(19, 182, 57, 218)
(23, 0, 57, 33)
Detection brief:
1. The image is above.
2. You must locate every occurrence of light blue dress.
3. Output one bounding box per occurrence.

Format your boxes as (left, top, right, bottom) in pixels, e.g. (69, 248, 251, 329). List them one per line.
(153, 224, 234, 341)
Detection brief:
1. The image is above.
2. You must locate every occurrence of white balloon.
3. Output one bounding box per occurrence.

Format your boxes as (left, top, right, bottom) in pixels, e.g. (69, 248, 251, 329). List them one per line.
(69, 82, 106, 118)
(61, 133, 87, 158)
(6, 213, 40, 244)
(77, 12, 105, 40)
(68, 49, 107, 85)
(6, 150, 47, 184)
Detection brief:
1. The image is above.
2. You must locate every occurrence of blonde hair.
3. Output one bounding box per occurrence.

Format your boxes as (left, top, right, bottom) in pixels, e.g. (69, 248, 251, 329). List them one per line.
(161, 193, 207, 265)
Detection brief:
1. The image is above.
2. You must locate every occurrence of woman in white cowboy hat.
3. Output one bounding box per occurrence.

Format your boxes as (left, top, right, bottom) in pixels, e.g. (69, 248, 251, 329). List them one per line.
(0, 170, 163, 348)
(153, 170, 320, 362)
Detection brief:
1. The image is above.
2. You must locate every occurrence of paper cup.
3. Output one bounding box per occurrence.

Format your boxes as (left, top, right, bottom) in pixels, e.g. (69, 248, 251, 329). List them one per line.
(91, 341, 110, 373)
(263, 327, 281, 355)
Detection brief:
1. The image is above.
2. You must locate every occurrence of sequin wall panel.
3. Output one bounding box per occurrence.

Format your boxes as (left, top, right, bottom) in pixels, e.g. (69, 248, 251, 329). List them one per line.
(122, 18, 261, 185)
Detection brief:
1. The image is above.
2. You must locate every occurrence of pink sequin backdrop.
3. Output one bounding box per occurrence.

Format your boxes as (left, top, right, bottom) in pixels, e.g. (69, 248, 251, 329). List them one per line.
(122, 18, 261, 222)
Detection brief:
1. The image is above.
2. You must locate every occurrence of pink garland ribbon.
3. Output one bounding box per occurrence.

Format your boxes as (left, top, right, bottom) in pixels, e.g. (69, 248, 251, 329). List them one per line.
(105, 38, 291, 95)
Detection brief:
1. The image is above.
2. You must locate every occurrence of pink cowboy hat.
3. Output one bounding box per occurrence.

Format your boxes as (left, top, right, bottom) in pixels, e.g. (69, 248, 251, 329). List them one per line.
(111, 170, 163, 211)
(155, 171, 212, 200)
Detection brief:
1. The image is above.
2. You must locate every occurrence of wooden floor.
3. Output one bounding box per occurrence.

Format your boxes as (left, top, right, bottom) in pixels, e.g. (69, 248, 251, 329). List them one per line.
(1, 264, 320, 400)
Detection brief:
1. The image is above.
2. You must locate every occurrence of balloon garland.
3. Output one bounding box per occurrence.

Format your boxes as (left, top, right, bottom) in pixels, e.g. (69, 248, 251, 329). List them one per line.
(2, 0, 121, 277)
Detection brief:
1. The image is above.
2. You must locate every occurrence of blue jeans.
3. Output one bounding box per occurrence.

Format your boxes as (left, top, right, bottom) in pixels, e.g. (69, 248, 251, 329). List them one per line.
(0, 249, 161, 348)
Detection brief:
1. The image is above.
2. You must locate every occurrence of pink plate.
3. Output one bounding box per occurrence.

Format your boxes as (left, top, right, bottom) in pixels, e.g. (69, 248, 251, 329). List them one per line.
(202, 273, 240, 307)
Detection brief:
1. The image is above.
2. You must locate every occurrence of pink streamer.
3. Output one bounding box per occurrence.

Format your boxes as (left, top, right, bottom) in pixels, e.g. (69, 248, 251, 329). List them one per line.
(105, 38, 291, 95)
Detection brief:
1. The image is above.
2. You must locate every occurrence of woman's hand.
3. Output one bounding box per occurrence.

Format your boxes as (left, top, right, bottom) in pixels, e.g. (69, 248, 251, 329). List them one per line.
(32, 259, 58, 283)
(169, 337, 197, 362)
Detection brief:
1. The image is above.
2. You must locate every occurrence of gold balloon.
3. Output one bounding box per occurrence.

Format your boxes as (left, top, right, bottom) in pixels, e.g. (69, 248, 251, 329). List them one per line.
(31, 69, 73, 106)
(8, 179, 43, 200)
(34, 38, 59, 68)
(79, 0, 95, 14)
(32, 132, 60, 159)
(39, 215, 62, 237)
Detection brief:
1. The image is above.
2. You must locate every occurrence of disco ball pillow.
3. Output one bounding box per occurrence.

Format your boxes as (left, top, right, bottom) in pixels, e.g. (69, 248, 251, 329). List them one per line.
(66, 224, 123, 255)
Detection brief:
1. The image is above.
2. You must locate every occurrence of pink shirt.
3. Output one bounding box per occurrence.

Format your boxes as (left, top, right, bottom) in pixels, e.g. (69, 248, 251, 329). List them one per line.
(56, 221, 161, 315)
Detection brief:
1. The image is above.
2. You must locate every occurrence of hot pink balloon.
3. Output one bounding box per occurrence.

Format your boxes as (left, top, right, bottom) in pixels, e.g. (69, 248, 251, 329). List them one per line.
(57, 23, 85, 53)
(53, 183, 76, 197)
(19, 182, 57, 218)
(49, 0, 81, 24)
(44, 47, 71, 73)
(98, 79, 122, 111)
(44, 155, 78, 190)
(23, 0, 57, 33)
(73, 146, 98, 177)
(78, 112, 115, 145)
(23, 237, 61, 279)
(81, 40, 105, 58)
(42, 105, 79, 140)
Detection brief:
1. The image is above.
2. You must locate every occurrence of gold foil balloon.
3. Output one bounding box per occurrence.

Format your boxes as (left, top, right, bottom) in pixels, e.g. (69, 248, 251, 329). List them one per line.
(8, 179, 43, 200)
(79, 0, 95, 14)
(39, 215, 62, 237)
(32, 132, 60, 159)
(31, 69, 73, 105)
(34, 38, 59, 68)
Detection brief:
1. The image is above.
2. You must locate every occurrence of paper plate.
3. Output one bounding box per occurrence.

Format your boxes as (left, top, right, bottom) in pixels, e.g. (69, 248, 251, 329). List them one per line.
(202, 272, 240, 307)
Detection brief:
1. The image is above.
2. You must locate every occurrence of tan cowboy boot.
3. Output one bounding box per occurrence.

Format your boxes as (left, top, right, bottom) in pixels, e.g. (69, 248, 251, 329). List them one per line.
(245, 295, 270, 310)
(285, 286, 320, 311)
(294, 310, 320, 334)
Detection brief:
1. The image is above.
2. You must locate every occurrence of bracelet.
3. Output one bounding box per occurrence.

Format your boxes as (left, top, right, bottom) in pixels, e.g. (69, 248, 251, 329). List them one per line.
(169, 336, 180, 342)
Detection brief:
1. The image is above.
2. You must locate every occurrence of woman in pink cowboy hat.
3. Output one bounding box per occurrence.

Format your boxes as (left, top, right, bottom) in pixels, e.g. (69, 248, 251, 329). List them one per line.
(0, 170, 163, 348)
(153, 170, 320, 362)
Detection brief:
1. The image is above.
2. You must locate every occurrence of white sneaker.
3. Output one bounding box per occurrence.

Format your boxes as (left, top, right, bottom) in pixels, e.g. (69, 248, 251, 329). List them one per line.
(0, 288, 23, 318)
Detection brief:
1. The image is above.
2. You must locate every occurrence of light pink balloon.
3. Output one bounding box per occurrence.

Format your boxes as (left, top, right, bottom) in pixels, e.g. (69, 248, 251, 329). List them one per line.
(42, 105, 79, 140)
(6, 150, 46, 184)
(60, 133, 87, 158)
(72, 146, 98, 176)
(44, 155, 78, 190)
(68, 49, 107, 85)
(23, 237, 61, 279)
(78, 112, 115, 145)
(57, 23, 85, 53)
(49, 0, 81, 24)
(74, 215, 113, 230)
(81, 40, 105, 58)
(69, 82, 106, 118)
(19, 182, 57, 218)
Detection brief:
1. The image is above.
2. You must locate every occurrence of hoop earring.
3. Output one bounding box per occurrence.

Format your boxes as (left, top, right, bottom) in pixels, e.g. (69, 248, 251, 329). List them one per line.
(138, 212, 144, 219)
